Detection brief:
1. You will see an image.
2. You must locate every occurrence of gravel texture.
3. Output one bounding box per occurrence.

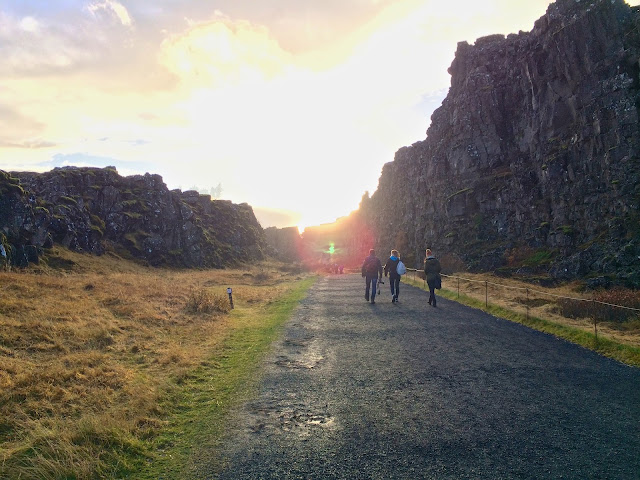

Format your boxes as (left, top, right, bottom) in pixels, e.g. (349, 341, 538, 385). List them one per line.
(199, 274, 640, 479)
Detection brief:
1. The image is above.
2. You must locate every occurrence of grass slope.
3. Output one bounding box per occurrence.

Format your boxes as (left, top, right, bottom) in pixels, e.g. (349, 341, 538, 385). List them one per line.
(0, 247, 315, 479)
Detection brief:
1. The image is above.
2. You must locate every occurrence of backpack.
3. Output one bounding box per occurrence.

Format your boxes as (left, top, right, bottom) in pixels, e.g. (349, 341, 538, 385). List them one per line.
(396, 260, 406, 276)
(365, 257, 379, 276)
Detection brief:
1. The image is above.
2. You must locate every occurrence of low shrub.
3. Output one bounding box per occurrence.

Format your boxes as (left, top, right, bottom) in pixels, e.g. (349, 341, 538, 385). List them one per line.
(593, 288, 640, 323)
(556, 287, 640, 323)
(186, 289, 230, 314)
(253, 270, 271, 283)
(281, 263, 307, 274)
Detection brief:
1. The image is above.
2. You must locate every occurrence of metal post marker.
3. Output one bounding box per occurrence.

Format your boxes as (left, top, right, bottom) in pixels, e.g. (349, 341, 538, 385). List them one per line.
(227, 287, 234, 309)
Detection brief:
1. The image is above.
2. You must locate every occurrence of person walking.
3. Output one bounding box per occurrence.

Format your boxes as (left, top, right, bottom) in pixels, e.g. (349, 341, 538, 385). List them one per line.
(384, 249, 402, 303)
(361, 249, 383, 304)
(424, 248, 442, 307)
(0, 242, 7, 272)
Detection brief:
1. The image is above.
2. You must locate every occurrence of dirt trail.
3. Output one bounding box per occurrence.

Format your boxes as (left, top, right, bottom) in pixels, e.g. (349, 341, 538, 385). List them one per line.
(197, 274, 640, 479)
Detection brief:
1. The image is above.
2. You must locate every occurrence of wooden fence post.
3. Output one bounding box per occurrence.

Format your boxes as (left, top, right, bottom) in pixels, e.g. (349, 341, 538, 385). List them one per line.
(485, 281, 488, 308)
(592, 299, 597, 341)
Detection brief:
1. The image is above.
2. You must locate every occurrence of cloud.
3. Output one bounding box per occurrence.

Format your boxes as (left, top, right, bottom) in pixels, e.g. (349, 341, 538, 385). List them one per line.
(204, 0, 399, 60)
(0, 12, 74, 73)
(0, 103, 47, 143)
(19, 16, 40, 32)
(46, 153, 151, 177)
(87, 0, 133, 27)
(158, 17, 291, 89)
(0, 6, 135, 76)
(0, 140, 58, 150)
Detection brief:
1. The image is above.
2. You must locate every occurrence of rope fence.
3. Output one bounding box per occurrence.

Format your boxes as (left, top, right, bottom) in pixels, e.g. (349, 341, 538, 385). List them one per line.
(405, 268, 640, 340)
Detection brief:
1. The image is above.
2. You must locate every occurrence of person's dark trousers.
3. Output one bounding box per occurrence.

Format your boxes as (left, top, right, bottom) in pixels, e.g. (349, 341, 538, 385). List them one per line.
(390, 276, 400, 300)
(427, 282, 436, 307)
(365, 275, 378, 302)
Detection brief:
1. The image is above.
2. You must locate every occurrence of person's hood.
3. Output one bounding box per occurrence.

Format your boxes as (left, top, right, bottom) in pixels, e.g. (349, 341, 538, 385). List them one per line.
(390, 255, 398, 261)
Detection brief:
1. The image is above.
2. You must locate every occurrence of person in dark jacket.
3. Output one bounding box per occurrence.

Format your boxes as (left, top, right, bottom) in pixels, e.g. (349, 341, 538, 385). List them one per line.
(384, 249, 401, 303)
(361, 249, 383, 304)
(423, 248, 442, 307)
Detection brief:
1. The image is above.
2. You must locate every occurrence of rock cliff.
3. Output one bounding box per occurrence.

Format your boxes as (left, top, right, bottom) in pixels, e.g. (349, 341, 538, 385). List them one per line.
(360, 0, 640, 287)
(0, 167, 265, 268)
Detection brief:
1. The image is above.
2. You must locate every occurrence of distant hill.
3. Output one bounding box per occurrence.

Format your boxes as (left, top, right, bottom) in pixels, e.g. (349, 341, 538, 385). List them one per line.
(356, 0, 640, 288)
(0, 167, 265, 268)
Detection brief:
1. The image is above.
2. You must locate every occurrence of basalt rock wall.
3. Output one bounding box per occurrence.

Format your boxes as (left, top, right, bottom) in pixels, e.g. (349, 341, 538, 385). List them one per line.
(1, 166, 265, 268)
(362, 0, 640, 287)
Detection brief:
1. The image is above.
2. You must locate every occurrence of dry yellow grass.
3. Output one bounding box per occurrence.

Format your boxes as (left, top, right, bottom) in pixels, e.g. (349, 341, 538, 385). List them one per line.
(429, 272, 640, 347)
(0, 247, 309, 479)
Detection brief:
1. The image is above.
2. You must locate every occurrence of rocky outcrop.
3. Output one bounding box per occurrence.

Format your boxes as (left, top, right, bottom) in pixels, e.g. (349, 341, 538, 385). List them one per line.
(361, 0, 640, 287)
(0, 171, 52, 266)
(1, 166, 266, 268)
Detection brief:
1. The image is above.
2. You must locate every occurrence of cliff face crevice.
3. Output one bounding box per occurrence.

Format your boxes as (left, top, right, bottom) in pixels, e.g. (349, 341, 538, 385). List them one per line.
(0, 167, 266, 268)
(362, 0, 640, 287)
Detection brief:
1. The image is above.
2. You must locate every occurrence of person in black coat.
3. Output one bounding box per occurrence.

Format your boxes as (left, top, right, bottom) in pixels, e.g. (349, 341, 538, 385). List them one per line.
(361, 249, 383, 304)
(384, 249, 401, 303)
(423, 248, 442, 307)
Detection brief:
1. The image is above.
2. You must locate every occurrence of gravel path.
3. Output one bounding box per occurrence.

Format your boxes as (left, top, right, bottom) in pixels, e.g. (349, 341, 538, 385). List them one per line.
(201, 274, 640, 479)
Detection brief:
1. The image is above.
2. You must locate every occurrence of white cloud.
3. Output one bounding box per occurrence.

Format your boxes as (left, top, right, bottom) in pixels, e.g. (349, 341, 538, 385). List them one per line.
(19, 16, 39, 32)
(158, 17, 291, 89)
(87, 0, 133, 27)
(0, 5, 137, 76)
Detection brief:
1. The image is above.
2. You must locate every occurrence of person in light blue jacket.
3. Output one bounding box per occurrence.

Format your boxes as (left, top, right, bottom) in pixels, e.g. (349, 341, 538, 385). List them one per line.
(384, 249, 401, 303)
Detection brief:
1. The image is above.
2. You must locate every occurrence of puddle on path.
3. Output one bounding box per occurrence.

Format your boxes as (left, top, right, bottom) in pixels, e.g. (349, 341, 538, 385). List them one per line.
(274, 337, 325, 370)
(245, 400, 336, 438)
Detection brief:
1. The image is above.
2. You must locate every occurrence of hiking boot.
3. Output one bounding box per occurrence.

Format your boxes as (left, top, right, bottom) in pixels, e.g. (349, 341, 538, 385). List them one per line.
(365, 295, 369, 301)
(371, 298, 375, 304)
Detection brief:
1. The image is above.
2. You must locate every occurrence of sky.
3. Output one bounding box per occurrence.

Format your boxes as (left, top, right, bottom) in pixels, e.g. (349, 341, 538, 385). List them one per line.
(2, 0, 639, 230)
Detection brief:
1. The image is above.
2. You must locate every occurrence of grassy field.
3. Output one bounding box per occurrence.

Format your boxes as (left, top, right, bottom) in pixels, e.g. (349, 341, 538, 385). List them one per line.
(0, 247, 315, 479)
(404, 271, 640, 367)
